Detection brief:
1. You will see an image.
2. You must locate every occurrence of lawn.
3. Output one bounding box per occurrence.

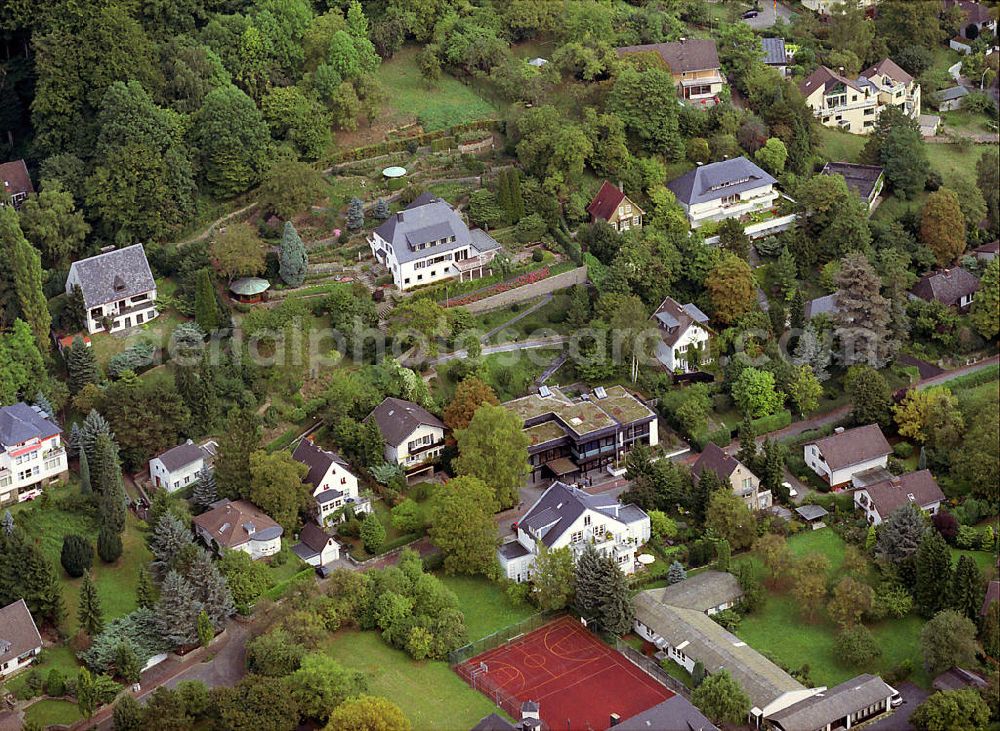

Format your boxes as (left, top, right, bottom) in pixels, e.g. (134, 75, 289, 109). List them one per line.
(23, 698, 82, 727)
(15, 497, 151, 635)
(0, 645, 80, 699)
(324, 630, 504, 729)
(734, 530, 931, 689)
(817, 126, 866, 163)
(924, 141, 992, 188)
(437, 575, 536, 641)
(940, 109, 997, 136)
(951, 548, 997, 573)
(376, 46, 499, 131)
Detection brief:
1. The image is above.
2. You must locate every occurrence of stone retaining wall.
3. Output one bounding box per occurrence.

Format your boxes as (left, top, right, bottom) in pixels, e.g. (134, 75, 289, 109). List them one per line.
(461, 266, 589, 314)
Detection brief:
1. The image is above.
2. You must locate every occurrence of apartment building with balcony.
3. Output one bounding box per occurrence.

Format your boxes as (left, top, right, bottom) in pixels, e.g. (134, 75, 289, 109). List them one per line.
(667, 157, 779, 229)
(800, 59, 920, 135)
(369, 193, 502, 291)
(0, 403, 69, 506)
(366, 397, 447, 480)
(65, 244, 158, 334)
(617, 39, 725, 104)
(503, 385, 658, 484)
(498, 481, 650, 583)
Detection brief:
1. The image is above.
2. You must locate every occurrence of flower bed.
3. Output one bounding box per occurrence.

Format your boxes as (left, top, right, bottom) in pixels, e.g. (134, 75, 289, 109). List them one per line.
(445, 267, 551, 307)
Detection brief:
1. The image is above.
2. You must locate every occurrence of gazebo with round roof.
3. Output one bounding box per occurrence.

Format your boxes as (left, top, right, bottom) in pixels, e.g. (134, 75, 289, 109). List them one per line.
(229, 277, 270, 304)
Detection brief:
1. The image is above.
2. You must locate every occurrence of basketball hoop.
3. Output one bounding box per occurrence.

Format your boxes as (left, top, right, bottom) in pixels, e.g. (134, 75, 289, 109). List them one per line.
(580, 617, 587, 628)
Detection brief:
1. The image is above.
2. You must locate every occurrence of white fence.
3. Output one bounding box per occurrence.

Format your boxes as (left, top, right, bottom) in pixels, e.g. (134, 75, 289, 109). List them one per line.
(703, 213, 799, 245)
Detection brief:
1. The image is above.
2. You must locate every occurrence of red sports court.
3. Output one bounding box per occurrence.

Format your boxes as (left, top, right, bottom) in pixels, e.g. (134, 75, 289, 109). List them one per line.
(456, 616, 672, 730)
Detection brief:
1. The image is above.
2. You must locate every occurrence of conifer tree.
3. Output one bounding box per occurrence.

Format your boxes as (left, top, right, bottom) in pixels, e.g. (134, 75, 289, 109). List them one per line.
(736, 415, 758, 472)
(496, 170, 512, 223)
(68, 422, 81, 457)
(112, 693, 143, 731)
(834, 253, 892, 368)
(792, 323, 832, 382)
(598, 555, 633, 635)
(278, 221, 307, 287)
(192, 466, 218, 512)
(509, 169, 525, 221)
(67, 337, 100, 394)
(193, 268, 220, 332)
(574, 543, 605, 622)
(155, 571, 203, 647)
(1, 522, 64, 624)
(915, 530, 952, 618)
(65, 284, 87, 333)
(667, 561, 687, 585)
(77, 571, 104, 636)
(197, 610, 215, 647)
(79, 410, 113, 464)
(185, 548, 234, 628)
(346, 197, 364, 230)
(951, 555, 983, 621)
(150, 513, 194, 578)
(5, 208, 52, 351)
(789, 289, 805, 330)
(136, 567, 156, 609)
(716, 539, 731, 572)
(97, 526, 123, 563)
(373, 198, 390, 220)
(78, 447, 91, 494)
(214, 409, 261, 499)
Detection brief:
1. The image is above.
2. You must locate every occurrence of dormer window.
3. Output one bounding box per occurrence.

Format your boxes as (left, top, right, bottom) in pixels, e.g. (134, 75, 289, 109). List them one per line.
(113, 275, 126, 292)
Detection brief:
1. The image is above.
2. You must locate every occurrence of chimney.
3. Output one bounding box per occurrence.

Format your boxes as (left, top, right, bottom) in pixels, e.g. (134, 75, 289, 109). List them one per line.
(396, 211, 404, 222)
(890, 476, 902, 488)
(609, 713, 621, 727)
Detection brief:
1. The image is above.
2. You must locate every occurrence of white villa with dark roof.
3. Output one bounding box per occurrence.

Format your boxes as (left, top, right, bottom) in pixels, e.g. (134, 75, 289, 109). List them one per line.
(291, 438, 369, 524)
(65, 244, 158, 334)
(799, 59, 920, 135)
(369, 193, 502, 291)
(148, 439, 217, 493)
(498, 481, 650, 584)
(192, 499, 283, 560)
(651, 296, 712, 372)
(366, 397, 447, 480)
(853, 469, 945, 525)
(804, 425, 892, 489)
(0, 403, 68, 506)
(666, 157, 779, 229)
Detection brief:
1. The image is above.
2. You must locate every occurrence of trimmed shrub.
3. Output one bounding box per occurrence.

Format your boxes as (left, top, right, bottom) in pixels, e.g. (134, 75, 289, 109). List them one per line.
(61, 534, 94, 578)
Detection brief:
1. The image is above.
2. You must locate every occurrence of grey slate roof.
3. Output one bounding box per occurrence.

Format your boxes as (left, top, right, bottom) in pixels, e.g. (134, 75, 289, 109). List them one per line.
(656, 570, 743, 612)
(366, 397, 446, 448)
(0, 599, 42, 668)
(471, 714, 516, 731)
(616, 39, 721, 73)
(292, 438, 350, 489)
(667, 157, 776, 207)
(761, 37, 787, 66)
(0, 403, 61, 449)
(821, 162, 884, 201)
(498, 541, 531, 560)
(519, 481, 648, 548)
(293, 522, 335, 560)
(314, 488, 344, 505)
(617, 695, 719, 731)
(767, 674, 892, 731)
(634, 590, 806, 709)
(912, 267, 979, 307)
(68, 244, 156, 309)
(804, 293, 839, 319)
(934, 85, 969, 102)
(153, 441, 205, 473)
(373, 197, 498, 265)
(652, 296, 712, 347)
(808, 425, 892, 471)
(795, 504, 829, 522)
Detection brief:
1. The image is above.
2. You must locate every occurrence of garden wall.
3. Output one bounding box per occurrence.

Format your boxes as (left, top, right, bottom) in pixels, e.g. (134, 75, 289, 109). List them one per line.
(460, 266, 588, 314)
(703, 213, 799, 245)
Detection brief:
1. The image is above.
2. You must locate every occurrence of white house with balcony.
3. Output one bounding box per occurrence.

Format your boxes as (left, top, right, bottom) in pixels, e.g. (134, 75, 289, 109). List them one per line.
(368, 193, 502, 291)
(0, 403, 68, 506)
(192, 499, 283, 560)
(800, 59, 919, 135)
(667, 157, 779, 229)
(804, 424, 892, 489)
(0, 599, 42, 679)
(65, 244, 158, 334)
(498, 481, 650, 584)
(651, 296, 712, 373)
(366, 397, 447, 481)
(853, 470, 945, 526)
(292, 437, 370, 524)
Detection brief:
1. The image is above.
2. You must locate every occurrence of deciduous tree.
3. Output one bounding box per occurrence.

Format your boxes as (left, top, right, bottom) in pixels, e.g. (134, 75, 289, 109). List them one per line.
(920, 609, 978, 674)
(732, 367, 785, 418)
(17, 184, 90, 268)
(828, 576, 873, 629)
(324, 695, 410, 731)
(970, 257, 999, 339)
(921, 189, 966, 266)
(691, 670, 751, 726)
(248, 450, 310, 532)
(210, 222, 266, 282)
(706, 252, 755, 325)
(191, 84, 272, 197)
(428, 476, 498, 576)
(531, 545, 575, 611)
(453, 404, 530, 510)
(912, 689, 990, 731)
(706, 489, 757, 551)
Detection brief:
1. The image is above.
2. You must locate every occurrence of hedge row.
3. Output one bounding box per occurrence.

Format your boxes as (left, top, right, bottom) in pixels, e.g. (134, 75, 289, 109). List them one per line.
(690, 427, 731, 451)
(262, 568, 315, 601)
(941, 362, 999, 392)
(334, 120, 499, 163)
(751, 409, 792, 434)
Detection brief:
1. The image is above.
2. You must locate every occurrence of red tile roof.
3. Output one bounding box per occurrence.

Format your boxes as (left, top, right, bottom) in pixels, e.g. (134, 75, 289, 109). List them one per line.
(587, 181, 627, 222)
(0, 160, 33, 200)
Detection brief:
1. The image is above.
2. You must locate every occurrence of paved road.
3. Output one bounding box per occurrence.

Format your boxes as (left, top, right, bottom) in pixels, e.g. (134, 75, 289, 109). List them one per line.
(865, 682, 929, 731)
(741, 1, 794, 29)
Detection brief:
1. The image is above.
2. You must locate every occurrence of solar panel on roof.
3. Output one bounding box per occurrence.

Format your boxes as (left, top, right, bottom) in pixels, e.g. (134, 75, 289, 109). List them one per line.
(594, 387, 607, 399)
(655, 311, 679, 328)
(539, 385, 552, 398)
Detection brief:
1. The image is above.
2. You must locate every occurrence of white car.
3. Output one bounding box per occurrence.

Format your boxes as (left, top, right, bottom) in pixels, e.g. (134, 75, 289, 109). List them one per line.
(889, 687, 903, 708)
(782, 481, 798, 499)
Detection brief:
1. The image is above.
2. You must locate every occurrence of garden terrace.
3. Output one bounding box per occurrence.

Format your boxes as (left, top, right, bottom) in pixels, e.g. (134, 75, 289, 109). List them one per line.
(504, 388, 618, 436)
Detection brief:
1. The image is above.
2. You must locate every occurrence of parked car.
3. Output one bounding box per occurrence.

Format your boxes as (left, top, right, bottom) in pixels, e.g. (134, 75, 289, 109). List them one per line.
(782, 481, 798, 499)
(889, 688, 903, 708)
(741, 9, 759, 19)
